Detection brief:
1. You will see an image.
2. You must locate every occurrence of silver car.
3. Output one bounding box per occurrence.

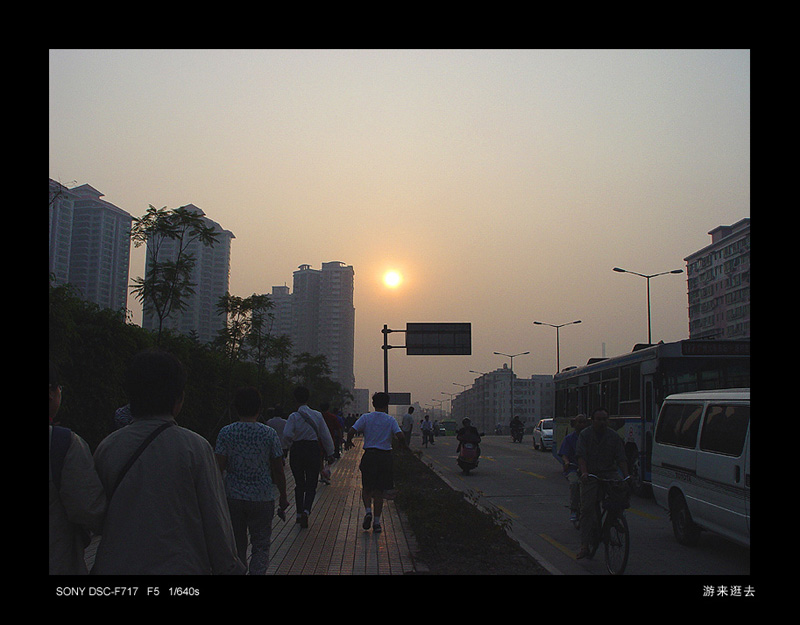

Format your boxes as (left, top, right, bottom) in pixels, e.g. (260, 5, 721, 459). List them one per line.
(533, 418, 553, 451)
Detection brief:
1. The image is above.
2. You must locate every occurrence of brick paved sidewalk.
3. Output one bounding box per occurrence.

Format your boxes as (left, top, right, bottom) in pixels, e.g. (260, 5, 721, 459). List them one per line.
(84, 437, 426, 575)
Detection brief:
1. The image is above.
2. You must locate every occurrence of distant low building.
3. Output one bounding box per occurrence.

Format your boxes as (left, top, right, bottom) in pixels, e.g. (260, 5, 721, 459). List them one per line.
(451, 367, 554, 434)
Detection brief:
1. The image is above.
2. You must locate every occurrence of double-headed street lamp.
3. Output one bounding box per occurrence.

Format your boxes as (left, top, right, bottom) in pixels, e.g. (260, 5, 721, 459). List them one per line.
(493, 351, 529, 423)
(613, 267, 683, 345)
(533, 320, 581, 373)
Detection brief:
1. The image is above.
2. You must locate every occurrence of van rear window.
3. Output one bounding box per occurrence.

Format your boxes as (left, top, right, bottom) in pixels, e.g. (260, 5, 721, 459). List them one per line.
(655, 403, 703, 448)
(699, 404, 749, 456)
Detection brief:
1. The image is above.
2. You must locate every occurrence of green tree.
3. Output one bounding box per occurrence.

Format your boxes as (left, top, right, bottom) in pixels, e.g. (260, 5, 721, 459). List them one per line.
(213, 292, 274, 400)
(265, 333, 294, 410)
(129, 205, 219, 343)
(245, 294, 276, 386)
(290, 352, 353, 411)
(49, 279, 152, 449)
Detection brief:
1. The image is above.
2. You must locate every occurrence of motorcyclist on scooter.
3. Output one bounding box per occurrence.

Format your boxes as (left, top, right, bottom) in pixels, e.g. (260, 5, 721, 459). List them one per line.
(456, 418, 482, 457)
(510, 415, 524, 442)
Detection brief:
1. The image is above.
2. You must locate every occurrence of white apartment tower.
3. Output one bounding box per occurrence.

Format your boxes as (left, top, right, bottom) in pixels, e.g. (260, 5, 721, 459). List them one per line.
(142, 204, 234, 344)
(316, 261, 356, 391)
(49, 179, 74, 286)
(48, 180, 132, 313)
(685, 218, 750, 339)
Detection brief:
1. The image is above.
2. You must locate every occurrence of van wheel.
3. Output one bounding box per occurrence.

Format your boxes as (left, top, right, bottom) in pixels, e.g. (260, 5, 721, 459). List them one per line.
(670, 492, 701, 546)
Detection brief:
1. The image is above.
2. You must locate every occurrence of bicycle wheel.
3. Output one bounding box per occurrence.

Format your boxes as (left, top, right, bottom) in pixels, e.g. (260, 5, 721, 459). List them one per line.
(587, 506, 602, 559)
(604, 513, 629, 575)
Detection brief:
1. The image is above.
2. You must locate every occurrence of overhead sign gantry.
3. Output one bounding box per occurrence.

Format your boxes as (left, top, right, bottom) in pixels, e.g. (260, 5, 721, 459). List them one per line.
(381, 322, 471, 395)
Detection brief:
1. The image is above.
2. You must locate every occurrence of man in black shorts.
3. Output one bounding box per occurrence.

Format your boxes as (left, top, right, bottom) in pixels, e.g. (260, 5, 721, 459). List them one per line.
(345, 392, 405, 533)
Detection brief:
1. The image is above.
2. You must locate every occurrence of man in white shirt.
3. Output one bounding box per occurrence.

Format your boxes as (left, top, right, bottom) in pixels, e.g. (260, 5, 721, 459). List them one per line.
(345, 392, 405, 534)
(400, 406, 415, 449)
(283, 386, 335, 528)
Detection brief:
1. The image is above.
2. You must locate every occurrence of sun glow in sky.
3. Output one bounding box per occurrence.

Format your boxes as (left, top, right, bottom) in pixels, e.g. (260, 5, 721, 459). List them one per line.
(383, 270, 403, 289)
(49, 49, 750, 411)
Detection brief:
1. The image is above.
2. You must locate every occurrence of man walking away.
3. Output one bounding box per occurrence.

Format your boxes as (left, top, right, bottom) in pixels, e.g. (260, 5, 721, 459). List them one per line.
(345, 392, 405, 534)
(283, 386, 335, 528)
(92, 349, 244, 574)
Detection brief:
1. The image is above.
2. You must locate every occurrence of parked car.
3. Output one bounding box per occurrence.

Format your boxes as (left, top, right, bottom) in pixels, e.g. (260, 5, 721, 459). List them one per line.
(532, 418, 553, 451)
(651, 389, 750, 548)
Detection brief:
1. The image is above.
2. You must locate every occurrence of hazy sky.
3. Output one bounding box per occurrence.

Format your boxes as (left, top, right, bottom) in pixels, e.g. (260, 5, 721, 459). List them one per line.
(49, 49, 750, 412)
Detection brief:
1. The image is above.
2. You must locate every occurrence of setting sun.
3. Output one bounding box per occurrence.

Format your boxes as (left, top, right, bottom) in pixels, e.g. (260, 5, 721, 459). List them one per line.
(383, 270, 403, 288)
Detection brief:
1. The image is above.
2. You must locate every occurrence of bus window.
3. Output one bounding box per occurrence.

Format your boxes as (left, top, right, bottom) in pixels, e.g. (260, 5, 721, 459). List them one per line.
(644, 380, 654, 422)
(621, 364, 640, 402)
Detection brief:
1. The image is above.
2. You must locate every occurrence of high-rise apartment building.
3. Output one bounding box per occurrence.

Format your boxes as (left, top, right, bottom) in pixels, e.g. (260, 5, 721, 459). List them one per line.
(142, 204, 234, 344)
(269, 285, 293, 339)
(49, 179, 74, 287)
(268, 262, 355, 392)
(48, 180, 132, 313)
(316, 261, 355, 391)
(685, 218, 750, 339)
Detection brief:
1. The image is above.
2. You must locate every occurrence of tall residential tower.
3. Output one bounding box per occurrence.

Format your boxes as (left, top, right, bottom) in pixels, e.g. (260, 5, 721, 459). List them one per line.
(141, 204, 234, 344)
(48, 180, 132, 313)
(268, 262, 355, 392)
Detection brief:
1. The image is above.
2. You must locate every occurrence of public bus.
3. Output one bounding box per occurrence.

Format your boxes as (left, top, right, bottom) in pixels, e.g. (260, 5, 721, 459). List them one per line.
(552, 339, 750, 496)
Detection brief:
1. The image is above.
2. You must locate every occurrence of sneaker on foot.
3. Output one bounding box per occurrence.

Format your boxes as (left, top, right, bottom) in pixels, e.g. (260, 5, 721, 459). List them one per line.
(373, 522, 382, 534)
(299, 511, 309, 528)
(362, 512, 372, 530)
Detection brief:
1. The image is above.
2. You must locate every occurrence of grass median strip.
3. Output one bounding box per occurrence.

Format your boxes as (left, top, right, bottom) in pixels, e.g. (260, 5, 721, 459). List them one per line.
(392, 447, 550, 575)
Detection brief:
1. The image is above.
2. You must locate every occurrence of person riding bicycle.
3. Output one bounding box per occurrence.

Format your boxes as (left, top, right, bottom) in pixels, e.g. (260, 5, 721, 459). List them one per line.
(558, 413, 589, 524)
(575, 407, 629, 560)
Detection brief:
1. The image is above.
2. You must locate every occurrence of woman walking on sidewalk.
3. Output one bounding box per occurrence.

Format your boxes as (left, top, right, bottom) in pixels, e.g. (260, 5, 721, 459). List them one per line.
(215, 387, 288, 574)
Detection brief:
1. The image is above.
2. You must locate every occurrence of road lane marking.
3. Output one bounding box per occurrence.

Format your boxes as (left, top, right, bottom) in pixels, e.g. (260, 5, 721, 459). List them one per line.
(628, 508, 661, 520)
(496, 505, 519, 519)
(539, 533, 576, 559)
(517, 468, 546, 479)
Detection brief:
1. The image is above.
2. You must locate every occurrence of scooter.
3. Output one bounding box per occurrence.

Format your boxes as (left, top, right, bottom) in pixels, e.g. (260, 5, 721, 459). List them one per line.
(511, 427, 524, 443)
(457, 442, 480, 475)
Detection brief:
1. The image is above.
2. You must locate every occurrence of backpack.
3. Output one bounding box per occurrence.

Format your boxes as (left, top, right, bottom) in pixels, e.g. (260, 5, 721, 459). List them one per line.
(50, 425, 72, 490)
(50, 425, 92, 547)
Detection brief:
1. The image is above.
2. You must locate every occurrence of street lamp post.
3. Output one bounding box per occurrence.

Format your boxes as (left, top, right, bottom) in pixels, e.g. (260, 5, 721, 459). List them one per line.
(533, 320, 581, 373)
(613, 267, 683, 344)
(493, 351, 529, 424)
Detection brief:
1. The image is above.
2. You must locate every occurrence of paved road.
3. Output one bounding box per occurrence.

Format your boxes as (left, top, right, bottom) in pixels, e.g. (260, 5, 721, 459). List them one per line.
(415, 434, 750, 576)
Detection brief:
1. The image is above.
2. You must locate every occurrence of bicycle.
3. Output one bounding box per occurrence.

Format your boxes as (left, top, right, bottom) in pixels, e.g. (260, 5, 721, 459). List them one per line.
(583, 474, 631, 575)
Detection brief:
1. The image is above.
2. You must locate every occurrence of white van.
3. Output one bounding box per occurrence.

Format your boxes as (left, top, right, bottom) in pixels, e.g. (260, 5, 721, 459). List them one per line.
(651, 389, 749, 548)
